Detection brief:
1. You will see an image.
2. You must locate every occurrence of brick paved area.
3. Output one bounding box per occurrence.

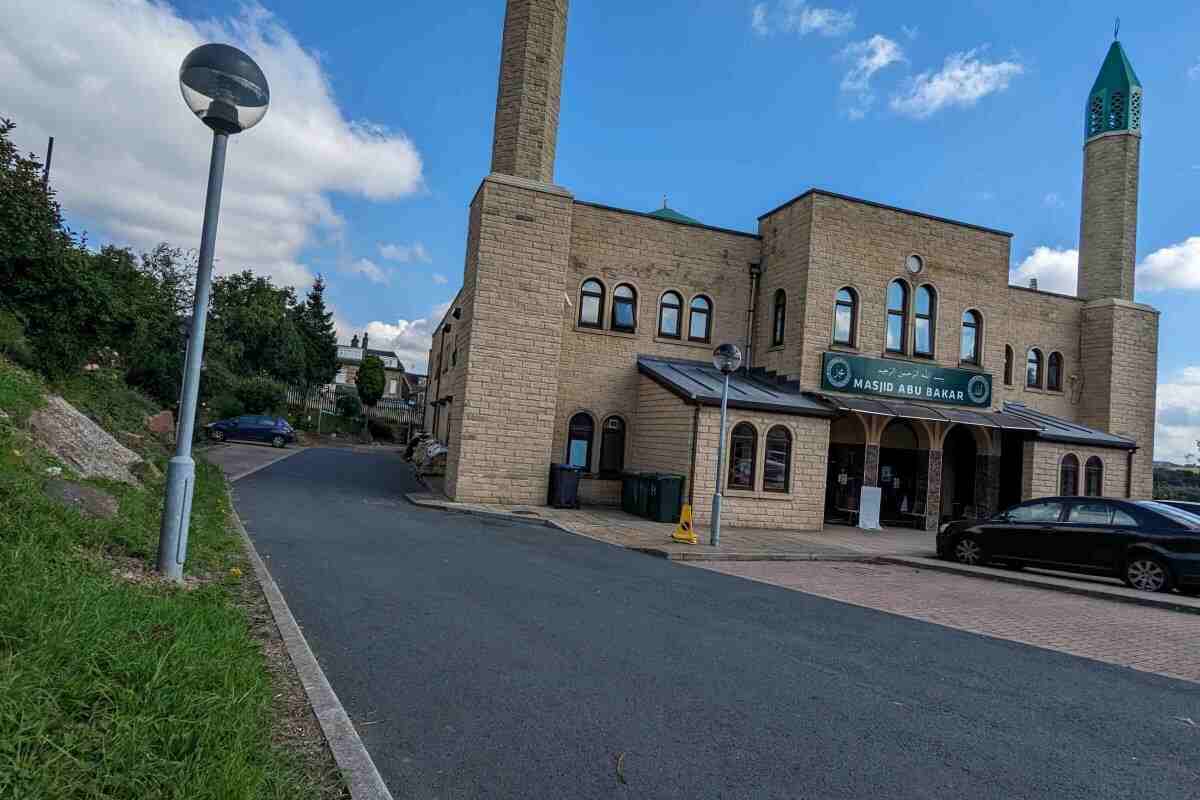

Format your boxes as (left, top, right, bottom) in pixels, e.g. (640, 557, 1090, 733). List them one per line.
(694, 560, 1200, 683)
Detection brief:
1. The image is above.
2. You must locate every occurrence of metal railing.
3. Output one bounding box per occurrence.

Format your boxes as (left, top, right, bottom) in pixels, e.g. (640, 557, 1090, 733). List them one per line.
(285, 385, 425, 429)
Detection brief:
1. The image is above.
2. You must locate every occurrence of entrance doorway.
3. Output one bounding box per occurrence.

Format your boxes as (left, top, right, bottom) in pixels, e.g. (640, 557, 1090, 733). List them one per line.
(941, 425, 977, 522)
(879, 420, 927, 527)
(825, 416, 864, 524)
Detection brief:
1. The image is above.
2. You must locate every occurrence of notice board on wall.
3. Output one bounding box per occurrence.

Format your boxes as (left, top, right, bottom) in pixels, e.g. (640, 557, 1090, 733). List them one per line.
(858, 486, 882, 531)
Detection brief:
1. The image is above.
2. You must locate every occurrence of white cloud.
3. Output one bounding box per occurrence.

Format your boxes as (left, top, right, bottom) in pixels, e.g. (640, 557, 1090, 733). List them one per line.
(1043, 192, 1064, 209)
(345, 258, 390, 285)
(891, 48, 1023, 118)
(839, 35, 905, 119)
(1156, 367, 1200, 464)
(752, 1, 855, 37)
(0, 0, 423, 288)
(1010, 246, 1078, 295)
(1137, 237, 1200, 291)
(431, 273, 449, 285)
(379, 241, 432, 263)
(336, 301, 453, 374)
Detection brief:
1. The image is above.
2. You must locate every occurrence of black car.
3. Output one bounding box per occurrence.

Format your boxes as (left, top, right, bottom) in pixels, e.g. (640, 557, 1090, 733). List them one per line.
(937, 497, 1200, 595)
(206, 415, 295, 448)
(1162, 499, 1200, 517)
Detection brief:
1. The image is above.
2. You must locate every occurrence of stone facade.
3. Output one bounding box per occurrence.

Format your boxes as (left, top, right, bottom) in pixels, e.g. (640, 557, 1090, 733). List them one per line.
(1022, 440, 1131, 501)
(423, 1, 1158, 525)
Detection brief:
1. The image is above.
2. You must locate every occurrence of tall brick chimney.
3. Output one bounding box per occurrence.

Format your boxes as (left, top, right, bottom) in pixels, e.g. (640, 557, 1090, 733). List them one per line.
(489, 0, 569, 184)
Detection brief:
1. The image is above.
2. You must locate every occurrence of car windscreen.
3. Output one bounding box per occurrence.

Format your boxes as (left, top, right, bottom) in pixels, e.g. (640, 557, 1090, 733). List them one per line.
(1136, 501, 1200, 529)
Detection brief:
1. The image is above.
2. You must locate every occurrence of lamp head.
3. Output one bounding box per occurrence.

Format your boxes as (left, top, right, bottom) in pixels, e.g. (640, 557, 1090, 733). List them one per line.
(180, 43, 269, 134)
(712, 343, 743, 375)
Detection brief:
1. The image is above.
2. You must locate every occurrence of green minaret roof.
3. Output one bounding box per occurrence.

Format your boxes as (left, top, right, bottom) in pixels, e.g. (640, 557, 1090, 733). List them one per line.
(647, 206, 702, 226)
(1085, 40, 1143, 141)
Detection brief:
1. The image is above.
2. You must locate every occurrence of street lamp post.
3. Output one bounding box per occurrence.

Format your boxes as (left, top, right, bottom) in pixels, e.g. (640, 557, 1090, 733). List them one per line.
(158, 44, 269, 581)
(709, 343, 743, 547)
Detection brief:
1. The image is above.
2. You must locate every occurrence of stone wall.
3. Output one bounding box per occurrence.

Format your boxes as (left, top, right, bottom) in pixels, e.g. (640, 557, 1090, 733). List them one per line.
(995, 287, 1084, 419)
(690, 408, 830, 531)
(631, 376, 696, 489)
(1021, 440, 1132, 500)
(755, 195, 812, 376)
(549, 202, 761, 481)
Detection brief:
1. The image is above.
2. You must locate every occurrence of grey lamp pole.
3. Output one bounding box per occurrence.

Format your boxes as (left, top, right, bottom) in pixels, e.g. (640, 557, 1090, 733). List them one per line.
(158, 44, 270, 580)
(709, 343, 743, 547)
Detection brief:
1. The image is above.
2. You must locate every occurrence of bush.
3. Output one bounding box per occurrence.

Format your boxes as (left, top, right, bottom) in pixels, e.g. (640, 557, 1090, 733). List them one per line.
(233, 375, 285, 415)
(336, 393, 361, 419)
(209, 395, 244, 421)
(0, 309, 32, 367)
(367, 418, 396, 442)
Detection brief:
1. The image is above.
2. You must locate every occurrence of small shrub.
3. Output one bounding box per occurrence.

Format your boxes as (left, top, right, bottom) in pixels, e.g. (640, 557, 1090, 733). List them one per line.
(233, 375, 285, 415)
(367, 418, 395, 442)
(210, 395, 244, 421)
(336, 394, 361, 420)
(0, 310, 33, 367)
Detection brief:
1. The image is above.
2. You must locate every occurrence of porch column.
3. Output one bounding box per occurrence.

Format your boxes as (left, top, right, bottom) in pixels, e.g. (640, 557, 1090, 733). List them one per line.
(924, 448, 943, 531)
(863, 444, 880, 487)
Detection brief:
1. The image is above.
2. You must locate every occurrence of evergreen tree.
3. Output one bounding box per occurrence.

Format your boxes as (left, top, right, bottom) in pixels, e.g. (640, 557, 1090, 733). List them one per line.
(294, 274, 338, 394)
(356, 354, 386, 408)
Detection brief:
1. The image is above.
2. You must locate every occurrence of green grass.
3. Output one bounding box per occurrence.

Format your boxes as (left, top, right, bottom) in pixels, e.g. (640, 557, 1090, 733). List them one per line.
(0, 359, 336, 799)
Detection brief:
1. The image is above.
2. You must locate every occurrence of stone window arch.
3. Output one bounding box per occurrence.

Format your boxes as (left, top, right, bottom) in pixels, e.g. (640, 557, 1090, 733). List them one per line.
(599, 415, 626, 477)
(834, 287, 858, 347)
(1004, 345, 1014, 386)
(728, 422, 757, 490)
(611, 283, 637, 332)
(886, 279, 909, 354)
(567, 412, 595, 470)
(1060, 453, 1080, 496)
(688, 295, 713, 343)
(771, 289, 786, 347)
(764, 425, 792, 493)
(914, 284, 937, 358)
(961, 309, 982, 365)
(1084, 456, 1103, 497)
(1026, 348, 1044, 389)
(1047, 352, 1064, 392)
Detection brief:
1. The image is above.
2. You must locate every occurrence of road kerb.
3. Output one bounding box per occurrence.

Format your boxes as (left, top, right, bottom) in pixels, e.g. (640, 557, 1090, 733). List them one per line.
(879, 555, 1200, 616)
(230, 494, 394, 800)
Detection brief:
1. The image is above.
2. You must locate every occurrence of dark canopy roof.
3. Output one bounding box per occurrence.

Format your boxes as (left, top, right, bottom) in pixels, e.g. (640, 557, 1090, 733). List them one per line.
(637, 355, 834, 418)
(1001, 402, 1137, 450)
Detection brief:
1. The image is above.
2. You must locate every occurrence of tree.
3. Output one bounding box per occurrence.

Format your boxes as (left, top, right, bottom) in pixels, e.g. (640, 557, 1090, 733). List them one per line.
(206, 270, 306, 388)
(292, 274, 338, 395)
(356, 354, 385, 408)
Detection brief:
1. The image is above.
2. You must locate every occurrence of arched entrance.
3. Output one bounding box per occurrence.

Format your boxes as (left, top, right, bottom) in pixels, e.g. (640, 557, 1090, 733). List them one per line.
(879, 419, 928, 526)
(941, 425, 978, 521)
(825, 415, 866, 524)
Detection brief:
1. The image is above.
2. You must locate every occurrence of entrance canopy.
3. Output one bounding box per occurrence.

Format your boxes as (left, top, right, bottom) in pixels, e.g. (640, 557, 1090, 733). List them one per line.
(814, 394, 1041, 432)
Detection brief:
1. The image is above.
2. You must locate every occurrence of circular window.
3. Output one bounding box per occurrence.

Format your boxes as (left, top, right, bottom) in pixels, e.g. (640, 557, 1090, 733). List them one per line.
(905, 254, 924, 275)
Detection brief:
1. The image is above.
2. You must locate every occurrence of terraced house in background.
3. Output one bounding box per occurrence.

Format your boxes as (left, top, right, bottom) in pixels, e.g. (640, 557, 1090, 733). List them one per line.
(426, 0, 1158, 532)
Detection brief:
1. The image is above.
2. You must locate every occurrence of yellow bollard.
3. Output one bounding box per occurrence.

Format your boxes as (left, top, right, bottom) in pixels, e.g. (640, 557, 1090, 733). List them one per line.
(671, 504, 697, 545)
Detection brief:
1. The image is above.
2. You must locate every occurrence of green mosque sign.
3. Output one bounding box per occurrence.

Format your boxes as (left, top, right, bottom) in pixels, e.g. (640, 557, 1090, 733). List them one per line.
(821, 352, 992, 408)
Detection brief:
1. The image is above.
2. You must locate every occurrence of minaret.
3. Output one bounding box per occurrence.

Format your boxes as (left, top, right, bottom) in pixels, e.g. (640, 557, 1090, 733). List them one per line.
(490, 0, 569, 183)
(1076, 38, 1142, 301)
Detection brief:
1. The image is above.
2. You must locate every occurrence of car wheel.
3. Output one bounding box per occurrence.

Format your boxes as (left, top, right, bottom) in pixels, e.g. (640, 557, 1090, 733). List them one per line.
(210, 429, 225, 442)
(1124, 556, 1172, 593)
(953, 535, 985, 566)
(271, 435, 285, 448)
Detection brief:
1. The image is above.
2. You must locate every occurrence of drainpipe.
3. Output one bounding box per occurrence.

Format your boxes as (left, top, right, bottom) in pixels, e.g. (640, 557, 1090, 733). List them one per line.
(687, 404, 700, 506)
(1126, 447, 1135, 499)
(745, 262, 762, 368)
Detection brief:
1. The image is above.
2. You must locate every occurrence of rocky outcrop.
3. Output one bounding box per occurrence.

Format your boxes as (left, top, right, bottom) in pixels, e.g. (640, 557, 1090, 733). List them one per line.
(29, 395, 142, 484)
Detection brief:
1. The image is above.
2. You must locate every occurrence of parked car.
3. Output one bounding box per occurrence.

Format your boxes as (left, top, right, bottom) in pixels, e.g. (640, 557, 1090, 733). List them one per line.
(206, 415, 295, 448)
(936, 497, 1200, 595)
(1161, 500, 1200, 518)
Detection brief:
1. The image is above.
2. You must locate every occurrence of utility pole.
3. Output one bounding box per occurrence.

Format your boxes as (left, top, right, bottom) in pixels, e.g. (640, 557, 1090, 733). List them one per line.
(42, 136, 54, 189)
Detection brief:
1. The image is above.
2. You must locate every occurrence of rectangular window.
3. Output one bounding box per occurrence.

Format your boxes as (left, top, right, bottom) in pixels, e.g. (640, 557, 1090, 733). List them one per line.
(580, 295, 601, 326)
(834, 305, 854, 346)
(886, 314, 904, 352)
(660, 306, 679, 337)
(613, 301, 635, 331)
(914, 318, 932, 356)
(568, 439, 589, 468)
(961, 327, 977, 364)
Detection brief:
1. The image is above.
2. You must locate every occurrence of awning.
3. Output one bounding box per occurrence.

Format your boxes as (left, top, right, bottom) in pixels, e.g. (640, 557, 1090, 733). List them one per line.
(1002, 402, 1137, 450)
(813, 394, 1041, 432)
(637, 355, 835, 418)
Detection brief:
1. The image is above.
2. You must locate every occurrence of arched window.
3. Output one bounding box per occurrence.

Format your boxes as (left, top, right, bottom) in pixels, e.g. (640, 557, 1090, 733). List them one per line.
(771, 289, 786, 347)
(1004, 345, 1014, 385)
(728, 422, 757, 490)
(1047, 352, 1064, 392)
(886, 280, 908, 354)
(658, 291, 682, 339)
(961, 310, 982, 365)
(1026, 348, 1044, 389)
(834, 287, 857, 347)
(1060, 454, 1079, 496)
(764, 425, 792, 493)
(579, 279, 604, 329)
(567, 412, 594, 470)
(1084, 456, 1103, 497)
(611, 284, 637, 332)
(688, 295, 712, 343)
(914, 285, 936, 357)
(599, 416, 626, 476)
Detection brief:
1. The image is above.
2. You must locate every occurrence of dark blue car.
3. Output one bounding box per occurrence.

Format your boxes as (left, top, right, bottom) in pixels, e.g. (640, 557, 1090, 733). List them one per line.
(206, 415, 295, 448)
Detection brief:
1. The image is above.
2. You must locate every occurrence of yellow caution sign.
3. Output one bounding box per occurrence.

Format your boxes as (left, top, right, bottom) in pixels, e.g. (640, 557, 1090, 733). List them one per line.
(671, 504, 697, 545)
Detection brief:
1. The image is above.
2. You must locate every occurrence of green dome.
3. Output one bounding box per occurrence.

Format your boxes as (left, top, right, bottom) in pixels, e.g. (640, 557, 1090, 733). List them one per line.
(1085, 40, 1143, 141)
(647, 206, 702, 226)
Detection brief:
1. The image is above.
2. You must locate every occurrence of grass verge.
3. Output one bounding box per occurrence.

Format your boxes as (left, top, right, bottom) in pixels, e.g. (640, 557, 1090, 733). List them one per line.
(0, 358, 345, 799)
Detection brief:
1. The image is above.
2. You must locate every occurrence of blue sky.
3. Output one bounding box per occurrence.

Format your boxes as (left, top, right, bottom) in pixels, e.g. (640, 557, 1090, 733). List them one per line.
(2, 0, 1198, 459)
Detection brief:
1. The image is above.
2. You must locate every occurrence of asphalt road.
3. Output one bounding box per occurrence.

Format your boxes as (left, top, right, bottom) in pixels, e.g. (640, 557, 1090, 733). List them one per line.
(233, 448, 1200, 800)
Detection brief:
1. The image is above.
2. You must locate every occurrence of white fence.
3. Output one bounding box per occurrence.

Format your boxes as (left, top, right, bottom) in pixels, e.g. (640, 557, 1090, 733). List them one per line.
(285, 386, 424, 429)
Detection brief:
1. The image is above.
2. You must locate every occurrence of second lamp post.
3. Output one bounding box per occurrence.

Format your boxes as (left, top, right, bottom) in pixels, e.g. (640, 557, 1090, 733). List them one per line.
(709, 343, 743, 546)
